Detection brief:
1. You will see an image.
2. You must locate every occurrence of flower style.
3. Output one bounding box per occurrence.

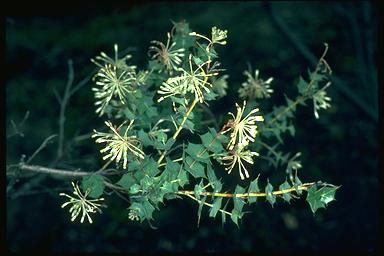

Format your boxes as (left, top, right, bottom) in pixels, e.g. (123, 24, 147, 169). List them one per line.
(238, 69, 274, 100)
(217, 145, 259, 180)
(59, 182, 105, 224)
(157, 54, 218, 103)
(92, 120, 145, 169)
(224, 101, 264, 150)
(148, 32, 185, 72)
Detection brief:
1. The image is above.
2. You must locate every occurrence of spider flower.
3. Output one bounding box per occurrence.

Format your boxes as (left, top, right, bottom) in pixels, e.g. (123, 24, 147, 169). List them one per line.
(218, 145, 259, 180)
(238, 69, 274, 100)
(157, 54, 217, 103)
(225, 101, 264, 150)
(92, 120, 145, 169)
(92, 64, 137, 116)
(59, 182, 105, 224)
(149, 32, 185, 72)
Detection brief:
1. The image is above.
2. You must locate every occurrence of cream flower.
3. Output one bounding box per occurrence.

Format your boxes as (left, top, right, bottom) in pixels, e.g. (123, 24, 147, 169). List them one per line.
(149, 32, 185, 72)
(238, 69, 274, 100)
(217, 145, 259, 180)
(59, 182, 105, 224)
(92, 120, 145, 169)
(224, 101, 264, 150)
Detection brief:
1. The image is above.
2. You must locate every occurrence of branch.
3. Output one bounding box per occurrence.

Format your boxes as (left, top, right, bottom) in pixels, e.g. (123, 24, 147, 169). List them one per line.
(26, 134, 57, 164)
(264, 2, 377, 122)
(18, 164, 90, 177)
(176, 182, 315, 198)
(57, 59, 74, 160)
(13, 164, 127, 193)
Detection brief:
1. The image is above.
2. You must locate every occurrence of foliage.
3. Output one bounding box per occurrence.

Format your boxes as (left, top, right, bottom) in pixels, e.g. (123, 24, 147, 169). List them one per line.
(10, 21, 339, 227)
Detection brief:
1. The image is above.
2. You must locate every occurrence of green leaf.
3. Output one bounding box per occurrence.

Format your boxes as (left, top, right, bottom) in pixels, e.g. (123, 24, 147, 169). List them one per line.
(138, 129, 152, 147)
(265, 181, 276, 207)
(284, 95, 297, 112)
(294, 173, 303, 195)
(206, 163, 218, 183)
(297, 76, 308, 95)
(177, 168, 189, 187)
(186, 143, 209, 163)
(279, 180, 292, 203)
(142, 157, 160, 177)
(129, 200, 155, 222)
(185, 156, 206, 179)
(117, 173, 136, 189)
(161, 158, 180, 181)
(230, 209, 243, 227)
(248, 175, 260, 204)
(209, 197, 222, 218)
(161, 181, 179, 194)
(81, 174, 105, 199)
(206, 163, 222, 192)
(221, 199, 230, 227)
(140, 176, 155, 190)
(123, 108, 135, 120)
(233, 185, 246, 212)
(200, 130, 224, 153)
(129, 184, 141, 194)
(197, 196, 207, 227)
(194, 180, 205, 200)
(306, 185, 339, 214)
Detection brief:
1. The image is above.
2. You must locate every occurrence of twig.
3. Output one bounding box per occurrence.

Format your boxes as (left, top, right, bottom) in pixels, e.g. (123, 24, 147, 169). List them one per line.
(7, 111, 30, 139)
(26, 134, 58, 164)
(57, 59, 74, 160)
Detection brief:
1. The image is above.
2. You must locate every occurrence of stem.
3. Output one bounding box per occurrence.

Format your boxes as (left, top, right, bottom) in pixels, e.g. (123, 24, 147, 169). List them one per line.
(14, 163, 128, 193)
(176, 182, 315, 198)
(18, 164, 90, 177)
(157, 97, 199, 165)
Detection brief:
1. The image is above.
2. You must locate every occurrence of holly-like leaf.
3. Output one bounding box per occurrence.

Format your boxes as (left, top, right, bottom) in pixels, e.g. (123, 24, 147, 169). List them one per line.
(185, 156, 206, 179)
(142, 157, 160, 177)
(197, 196, 207, 227)
(209, 197, 222, 218)
(265, 181, 276, 207)
(233, 185, 246, 212)
(248, 175, 260, 204)
(296, 76, 308, 95)
(81, 174, 105, 199)
(129, 200, 155, 222)
(306, 185, 339, 214)
(200, 130, 224, 153)
(186, 143, 209, 163)
(279, 180, 292, 203)
(117, 173, 137, 189)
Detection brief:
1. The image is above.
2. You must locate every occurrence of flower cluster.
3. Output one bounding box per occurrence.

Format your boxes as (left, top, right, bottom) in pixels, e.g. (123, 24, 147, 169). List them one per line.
(157, 54, 217, 103)
(148, 32, 185, 72)
(91, 44, 138, 116)
(92, 120, 145, 169)
(313, 83, 332, 119)
(59, 182, 105, 224)
(218, 101, 264, 180)
(238, 69, 274, 100)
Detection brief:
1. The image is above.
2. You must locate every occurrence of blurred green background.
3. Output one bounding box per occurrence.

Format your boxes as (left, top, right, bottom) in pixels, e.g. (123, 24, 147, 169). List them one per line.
(6, 1, 378, 252)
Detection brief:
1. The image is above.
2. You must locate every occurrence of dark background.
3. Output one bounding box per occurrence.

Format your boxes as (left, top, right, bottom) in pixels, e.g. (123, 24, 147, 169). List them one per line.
(6, 1, 379, 252)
